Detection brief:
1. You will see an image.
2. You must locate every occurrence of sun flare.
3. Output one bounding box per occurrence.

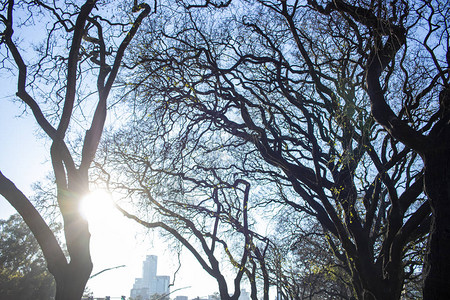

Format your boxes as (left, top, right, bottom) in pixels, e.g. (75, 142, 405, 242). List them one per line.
(79, 190, 115, 222)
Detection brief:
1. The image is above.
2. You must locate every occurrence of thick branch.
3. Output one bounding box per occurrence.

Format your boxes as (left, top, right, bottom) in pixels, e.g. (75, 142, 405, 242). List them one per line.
(57, 0, 97, 137)
(2, 0, 57, 139)
(115, 204, 216, 276)
(79, 3, 151, 174)
(0, 171, 68, 277)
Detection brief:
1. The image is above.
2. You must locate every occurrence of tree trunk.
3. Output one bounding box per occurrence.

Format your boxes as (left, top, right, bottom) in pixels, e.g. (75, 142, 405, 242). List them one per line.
(53, 181, 93, 300)
(423, 149, 450, 300)
(54, 265, 91, 300)
(359, 274, 403, 300)
(52, 225, 92, 300)
(349, 239, 404, 300)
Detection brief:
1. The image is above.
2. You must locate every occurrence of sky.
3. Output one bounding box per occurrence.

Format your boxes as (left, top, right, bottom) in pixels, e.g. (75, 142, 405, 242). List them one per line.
(0, 84, 220, 299)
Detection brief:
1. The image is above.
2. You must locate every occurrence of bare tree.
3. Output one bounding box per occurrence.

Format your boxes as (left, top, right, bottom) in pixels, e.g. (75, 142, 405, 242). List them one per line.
(268, 213, 354, 300)
(0, 1, 150, 299)
(301, 0, 449, 298)
(95, 147, 271, 300)
(95, 0, 433, 299)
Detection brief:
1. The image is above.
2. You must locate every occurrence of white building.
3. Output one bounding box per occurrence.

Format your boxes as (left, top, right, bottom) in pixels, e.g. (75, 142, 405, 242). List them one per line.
(238, 289, 250, 300)
(130, 255, 170, 300)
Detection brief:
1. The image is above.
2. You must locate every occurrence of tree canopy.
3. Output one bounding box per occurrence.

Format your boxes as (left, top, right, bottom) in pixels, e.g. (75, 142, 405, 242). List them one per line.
(1, 0, 448, 299)
(0, 214, 56, 300)
(94, 0, 447, 299)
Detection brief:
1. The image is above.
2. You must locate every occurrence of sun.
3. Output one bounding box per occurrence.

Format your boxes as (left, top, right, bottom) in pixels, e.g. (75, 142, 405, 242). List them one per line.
(78, 189, 134, 240)
(79, 190, 115, 222)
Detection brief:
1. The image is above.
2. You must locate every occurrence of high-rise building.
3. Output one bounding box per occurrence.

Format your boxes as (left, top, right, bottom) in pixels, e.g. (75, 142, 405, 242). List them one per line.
(143, 255, 157, 284)
(238, 289, 250, 300)
(130, 255, 170, 300)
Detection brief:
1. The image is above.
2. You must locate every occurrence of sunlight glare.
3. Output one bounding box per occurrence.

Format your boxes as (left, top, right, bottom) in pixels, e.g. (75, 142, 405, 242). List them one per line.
(79, 190, 115, 222)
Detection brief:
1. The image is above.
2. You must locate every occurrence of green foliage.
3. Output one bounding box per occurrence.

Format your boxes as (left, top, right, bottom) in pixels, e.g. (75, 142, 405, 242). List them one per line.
(0, 214, 56, 300)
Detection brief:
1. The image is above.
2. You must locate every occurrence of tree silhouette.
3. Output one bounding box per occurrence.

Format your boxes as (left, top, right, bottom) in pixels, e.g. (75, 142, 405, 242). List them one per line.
(98, 0, 436, 299)
(0, 1, 150, 299)
(305, 0, 449, 298)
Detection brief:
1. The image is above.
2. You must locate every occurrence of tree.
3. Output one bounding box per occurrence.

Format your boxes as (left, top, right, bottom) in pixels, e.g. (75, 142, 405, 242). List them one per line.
(0, 1, 150, 299)
(0, 214, 56, 300)
(286, 0, 450, 297)
(98, 0, 433, 299)
(150, 293, 170, 300)
(306, 1, 449, 298)
(100, 157, 272, 300)
(269, 214, 354, 300)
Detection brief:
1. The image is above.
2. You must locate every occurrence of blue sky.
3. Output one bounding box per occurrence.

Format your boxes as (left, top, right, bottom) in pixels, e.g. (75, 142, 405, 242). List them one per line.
(0, 90, 49, 219)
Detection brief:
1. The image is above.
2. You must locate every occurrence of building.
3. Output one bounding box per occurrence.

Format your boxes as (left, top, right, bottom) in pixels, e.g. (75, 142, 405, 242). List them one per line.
(238, 289, 250, 300)
(130, 255, 170, 300)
